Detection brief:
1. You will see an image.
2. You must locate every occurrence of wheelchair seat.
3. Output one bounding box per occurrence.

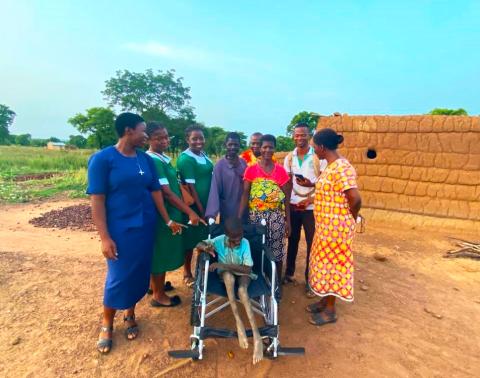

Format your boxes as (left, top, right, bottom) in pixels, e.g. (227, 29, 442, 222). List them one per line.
(206, 271, 270, 299)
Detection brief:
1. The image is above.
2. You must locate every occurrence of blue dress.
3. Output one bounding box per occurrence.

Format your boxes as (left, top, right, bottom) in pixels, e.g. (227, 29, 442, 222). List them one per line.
(87, 146, 161, 310)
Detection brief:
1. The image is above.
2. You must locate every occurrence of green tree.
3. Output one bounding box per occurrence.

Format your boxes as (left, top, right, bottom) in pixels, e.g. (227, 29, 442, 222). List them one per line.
(428, 108, 468, 116)
(47, 137, 62, 143)
(15, 133, 32, 146)
(67, 135, 87, 148)
(103, 69, 193, 117)
(0, 104, 16, 144)
(236, 131, 247, 150)
(286, 111, 319, 135)
(204, 126, 227, 157)
(68, 107, 117, 149)
(276, 136, 295, 152)
(30, 138, 48, 147)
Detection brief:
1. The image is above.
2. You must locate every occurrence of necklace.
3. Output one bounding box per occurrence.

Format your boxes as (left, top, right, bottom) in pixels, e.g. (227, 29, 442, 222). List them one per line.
(114, 144, 144, 175)
(135, 156, 144, 176)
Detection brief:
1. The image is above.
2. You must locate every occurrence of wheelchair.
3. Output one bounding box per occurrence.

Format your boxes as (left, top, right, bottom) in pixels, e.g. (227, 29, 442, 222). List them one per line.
(169, 220, 305, 360)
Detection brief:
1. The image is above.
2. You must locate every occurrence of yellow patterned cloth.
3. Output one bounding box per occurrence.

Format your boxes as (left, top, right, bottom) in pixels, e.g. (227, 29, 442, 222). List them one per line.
(309, 158, 358, 302)
(249, 178, 286, 211)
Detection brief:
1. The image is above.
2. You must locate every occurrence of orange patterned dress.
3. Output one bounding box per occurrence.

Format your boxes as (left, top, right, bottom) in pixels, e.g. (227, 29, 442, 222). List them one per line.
(309, 158, 358, 302)
(240, 149, 276, 167)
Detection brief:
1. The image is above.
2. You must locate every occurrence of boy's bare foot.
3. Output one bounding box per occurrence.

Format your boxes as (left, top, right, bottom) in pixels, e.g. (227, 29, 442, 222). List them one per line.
(253, 337, 263, 364)
(236, 323, 249, 349)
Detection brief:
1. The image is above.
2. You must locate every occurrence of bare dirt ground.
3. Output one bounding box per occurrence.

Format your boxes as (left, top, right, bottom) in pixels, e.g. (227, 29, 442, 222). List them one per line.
(1, 198, 479, 378)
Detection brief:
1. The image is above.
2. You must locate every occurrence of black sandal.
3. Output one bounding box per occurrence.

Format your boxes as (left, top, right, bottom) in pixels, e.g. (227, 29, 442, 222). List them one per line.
(150, 295, 181, 307)
(147, 281, 175, 295)
(97, 325, 113, 354)
(123, 315, 139, 340)
(309, 310, 337, 326)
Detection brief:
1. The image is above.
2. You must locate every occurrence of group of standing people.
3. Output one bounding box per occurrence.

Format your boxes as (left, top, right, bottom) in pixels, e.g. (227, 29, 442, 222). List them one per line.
(88, 112, 361, 354)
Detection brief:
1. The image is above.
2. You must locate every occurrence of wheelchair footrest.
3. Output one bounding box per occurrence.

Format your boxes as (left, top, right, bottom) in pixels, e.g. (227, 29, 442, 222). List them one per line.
(277, 346, 305, 356)
(200, 325, 278, 340)
(168, 349, 200, 359)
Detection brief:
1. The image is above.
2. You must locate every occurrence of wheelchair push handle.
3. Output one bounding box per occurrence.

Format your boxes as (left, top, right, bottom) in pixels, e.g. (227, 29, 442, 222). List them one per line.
(207, 218, 216, 240)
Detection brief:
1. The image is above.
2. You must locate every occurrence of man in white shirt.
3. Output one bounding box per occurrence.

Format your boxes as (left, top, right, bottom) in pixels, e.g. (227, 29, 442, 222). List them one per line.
(283, 123, 327, 292)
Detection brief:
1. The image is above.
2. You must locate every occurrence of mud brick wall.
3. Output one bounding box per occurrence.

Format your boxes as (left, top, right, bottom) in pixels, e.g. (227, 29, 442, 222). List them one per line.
(316, 115, 480, 222)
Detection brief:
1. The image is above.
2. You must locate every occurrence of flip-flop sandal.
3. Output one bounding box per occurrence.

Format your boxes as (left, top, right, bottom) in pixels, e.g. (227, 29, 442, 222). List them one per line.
(123, 315, 139, 340)
(183, 276, 195, 288)
(309, 310, 337, 327)
(147, 281, 175, 295)
(305, 301, 327, 314)
(97, 325, 113, 354)
(150, 295, 181, 307)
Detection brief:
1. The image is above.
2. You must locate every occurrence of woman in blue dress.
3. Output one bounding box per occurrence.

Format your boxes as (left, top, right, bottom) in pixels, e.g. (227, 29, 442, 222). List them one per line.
(87, 112, 182, 354)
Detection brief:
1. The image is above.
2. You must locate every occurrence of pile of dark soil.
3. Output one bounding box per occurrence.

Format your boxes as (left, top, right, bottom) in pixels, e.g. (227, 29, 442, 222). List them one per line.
(13, 172, 59, 182)
(29, 204, 95, 231)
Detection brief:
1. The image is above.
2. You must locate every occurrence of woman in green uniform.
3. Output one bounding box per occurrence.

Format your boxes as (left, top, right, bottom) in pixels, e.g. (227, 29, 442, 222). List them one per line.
(146, 122, 203, 306)
(177, 125, 213, 286)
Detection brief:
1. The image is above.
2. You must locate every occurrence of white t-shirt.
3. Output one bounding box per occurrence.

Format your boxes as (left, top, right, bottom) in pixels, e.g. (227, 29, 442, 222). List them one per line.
(284, 147, 327, 210)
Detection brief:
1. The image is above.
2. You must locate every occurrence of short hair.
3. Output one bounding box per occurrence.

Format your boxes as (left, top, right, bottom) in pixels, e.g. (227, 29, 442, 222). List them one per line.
(146, 121, 166, 137)
(294, 122, 310, 132)
(224, 217, 243, 236)
(260, 134, 276, 147)
(115, 112, 145, 137)
(225, 132, 241, 143)
(250, 132, 262, 138)
(185, 124, 204, 138)
(313, 128, 344, 150)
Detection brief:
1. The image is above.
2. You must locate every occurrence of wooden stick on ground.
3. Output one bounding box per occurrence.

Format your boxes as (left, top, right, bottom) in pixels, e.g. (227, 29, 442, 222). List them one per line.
(153, 359, 193, 377)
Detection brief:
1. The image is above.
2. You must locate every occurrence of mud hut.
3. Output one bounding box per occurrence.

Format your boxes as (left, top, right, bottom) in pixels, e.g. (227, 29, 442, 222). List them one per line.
(316, 115, 480, 231)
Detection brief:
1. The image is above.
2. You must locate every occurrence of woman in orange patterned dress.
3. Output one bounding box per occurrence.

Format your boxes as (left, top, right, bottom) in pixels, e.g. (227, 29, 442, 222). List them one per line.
(296, 128, 361, 326)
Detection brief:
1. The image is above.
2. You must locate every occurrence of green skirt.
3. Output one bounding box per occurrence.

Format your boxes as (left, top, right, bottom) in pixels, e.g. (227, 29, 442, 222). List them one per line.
(151, 221, 184, 274)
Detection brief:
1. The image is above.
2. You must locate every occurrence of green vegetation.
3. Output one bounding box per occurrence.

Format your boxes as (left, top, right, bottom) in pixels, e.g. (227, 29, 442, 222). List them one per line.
(428, 108, 468, 116)
(0, 104, 16, 144)
(0, 146, 91, 203)
(286, 111, 320, 136)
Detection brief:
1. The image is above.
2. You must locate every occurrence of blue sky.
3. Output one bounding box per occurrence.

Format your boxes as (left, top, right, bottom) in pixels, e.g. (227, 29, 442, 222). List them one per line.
(1, 0, 479, 139)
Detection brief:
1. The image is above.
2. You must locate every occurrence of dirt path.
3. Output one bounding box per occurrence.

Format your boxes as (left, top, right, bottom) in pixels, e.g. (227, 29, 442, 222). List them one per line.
(1, 199, 479, 377)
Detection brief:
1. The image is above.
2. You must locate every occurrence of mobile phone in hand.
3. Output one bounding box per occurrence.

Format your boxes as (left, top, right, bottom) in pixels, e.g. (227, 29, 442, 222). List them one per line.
(294, 173, 305, 180)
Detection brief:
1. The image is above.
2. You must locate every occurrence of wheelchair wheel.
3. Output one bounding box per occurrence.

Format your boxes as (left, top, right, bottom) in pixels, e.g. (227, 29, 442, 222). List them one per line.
(190, 254, 206, 326)
(190, 338, 200, 361)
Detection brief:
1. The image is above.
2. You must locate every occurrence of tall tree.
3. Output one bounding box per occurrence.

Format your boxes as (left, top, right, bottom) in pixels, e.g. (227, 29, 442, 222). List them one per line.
(15, 134, 32, 146)
(286, 111, 319, 135)
(204, 126, 228, 156)
(68, 107, 117, 149)
(102, 69, 194, 117)
(428, 108, 468, 116)
(0, 104, 16, 144)
(276, 136, 295, 152)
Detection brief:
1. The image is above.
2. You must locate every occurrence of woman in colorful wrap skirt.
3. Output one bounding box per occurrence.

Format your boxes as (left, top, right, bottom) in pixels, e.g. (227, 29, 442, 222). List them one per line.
(297, 128, 362, 326)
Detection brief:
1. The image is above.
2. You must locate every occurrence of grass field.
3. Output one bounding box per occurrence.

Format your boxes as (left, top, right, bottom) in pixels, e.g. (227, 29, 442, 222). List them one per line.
(0, 146, 93, 203)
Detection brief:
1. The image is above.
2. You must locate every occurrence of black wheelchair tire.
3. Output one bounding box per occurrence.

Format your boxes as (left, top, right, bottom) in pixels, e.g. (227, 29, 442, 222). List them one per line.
(190, 255, 204, 327)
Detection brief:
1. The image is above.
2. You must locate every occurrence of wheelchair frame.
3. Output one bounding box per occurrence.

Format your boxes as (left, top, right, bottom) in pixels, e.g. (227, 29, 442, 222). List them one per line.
(169, 220, 305, 360)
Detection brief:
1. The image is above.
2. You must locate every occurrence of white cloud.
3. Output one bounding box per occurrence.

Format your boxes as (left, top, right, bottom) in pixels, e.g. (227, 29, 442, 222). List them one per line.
(122, 40, 273, 74)
(123, 41, 211, 64)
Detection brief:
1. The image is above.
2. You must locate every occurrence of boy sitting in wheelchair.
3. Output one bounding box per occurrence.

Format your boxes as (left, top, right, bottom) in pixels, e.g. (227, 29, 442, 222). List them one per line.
(195, 217, 263, 364)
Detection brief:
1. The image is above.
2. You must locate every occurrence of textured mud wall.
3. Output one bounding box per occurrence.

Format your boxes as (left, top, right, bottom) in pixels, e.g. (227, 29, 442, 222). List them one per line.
(316, 115, 480, 222)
